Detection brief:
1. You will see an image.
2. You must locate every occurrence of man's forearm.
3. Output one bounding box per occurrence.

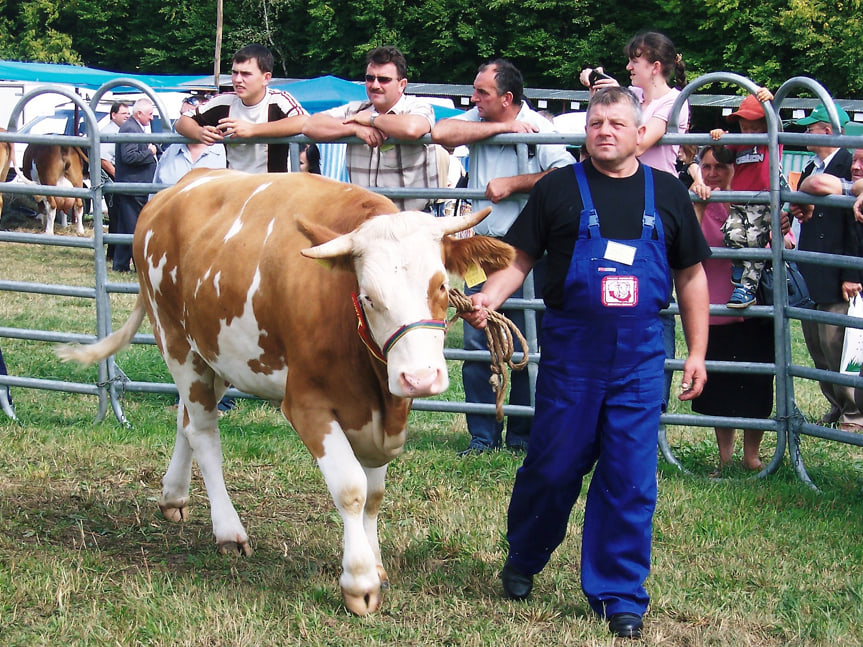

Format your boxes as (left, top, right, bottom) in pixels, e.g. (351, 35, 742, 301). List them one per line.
(432, 119, 503, 147)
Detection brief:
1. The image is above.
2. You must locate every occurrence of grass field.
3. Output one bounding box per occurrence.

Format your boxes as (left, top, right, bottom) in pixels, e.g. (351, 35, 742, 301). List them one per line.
(1, 235, 862, 646)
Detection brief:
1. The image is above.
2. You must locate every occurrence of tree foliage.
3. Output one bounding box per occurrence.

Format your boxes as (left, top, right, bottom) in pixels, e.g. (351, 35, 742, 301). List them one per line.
(0, 0, 861, 96)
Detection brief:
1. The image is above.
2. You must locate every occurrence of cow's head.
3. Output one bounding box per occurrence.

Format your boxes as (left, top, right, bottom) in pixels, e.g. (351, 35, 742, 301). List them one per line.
(300, 208, 513, 399)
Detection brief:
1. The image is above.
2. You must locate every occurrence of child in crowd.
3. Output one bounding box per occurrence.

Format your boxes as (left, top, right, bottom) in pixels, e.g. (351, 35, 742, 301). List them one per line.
(676, 144, 703, 189)
(707, 87, 779, 308)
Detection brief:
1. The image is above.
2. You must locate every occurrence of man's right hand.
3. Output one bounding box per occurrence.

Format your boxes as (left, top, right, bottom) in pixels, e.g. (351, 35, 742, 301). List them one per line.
(789, 202, 814, 223)
(461, 292, 493, 330)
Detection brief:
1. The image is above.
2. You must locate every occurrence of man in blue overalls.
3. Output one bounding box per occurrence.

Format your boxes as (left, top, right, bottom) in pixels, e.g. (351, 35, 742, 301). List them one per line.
(463, 87, 710, 639)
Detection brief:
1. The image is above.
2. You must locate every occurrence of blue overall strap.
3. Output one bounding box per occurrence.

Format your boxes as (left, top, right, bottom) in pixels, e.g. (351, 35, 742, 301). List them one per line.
(641, 165, 659, 240)
(573, 162, 600, 238)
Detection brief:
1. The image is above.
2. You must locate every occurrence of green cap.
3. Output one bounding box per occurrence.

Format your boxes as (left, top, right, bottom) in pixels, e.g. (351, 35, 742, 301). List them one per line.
(795, 102, 851, 127)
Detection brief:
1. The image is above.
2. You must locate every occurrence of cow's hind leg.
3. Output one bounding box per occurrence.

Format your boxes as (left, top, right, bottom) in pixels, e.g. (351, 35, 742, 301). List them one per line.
(159, 399, 194, 522)
(42, 200, 57, 235)
(72, 199, 85, 235)
(161, 362, 250, 555)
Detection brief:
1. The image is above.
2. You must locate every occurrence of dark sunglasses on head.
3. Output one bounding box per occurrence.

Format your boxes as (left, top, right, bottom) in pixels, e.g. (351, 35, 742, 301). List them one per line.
(184, 96, 201, 106)
(365, 75, 395, 84)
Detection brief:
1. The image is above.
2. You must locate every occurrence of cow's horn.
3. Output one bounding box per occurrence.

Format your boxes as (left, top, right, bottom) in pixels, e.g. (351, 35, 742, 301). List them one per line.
(438, 207, 492, 236)
(300, 232, 355, 259)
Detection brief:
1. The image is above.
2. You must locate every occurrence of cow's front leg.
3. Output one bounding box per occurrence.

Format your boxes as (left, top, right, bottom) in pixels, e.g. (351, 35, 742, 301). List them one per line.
(363, 464, 389, 589)
(317, 421, 382, 615)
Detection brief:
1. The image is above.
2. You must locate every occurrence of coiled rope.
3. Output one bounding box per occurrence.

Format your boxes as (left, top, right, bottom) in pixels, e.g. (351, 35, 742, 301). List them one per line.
(448, 287, 530, 422)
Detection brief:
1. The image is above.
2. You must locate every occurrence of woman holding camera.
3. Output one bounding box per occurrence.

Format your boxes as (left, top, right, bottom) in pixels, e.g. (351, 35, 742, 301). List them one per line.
(579, 31, 689, 176)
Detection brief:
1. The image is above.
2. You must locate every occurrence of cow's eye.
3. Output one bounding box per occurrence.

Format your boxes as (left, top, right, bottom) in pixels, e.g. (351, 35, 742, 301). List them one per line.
(361, 294, 374, 309)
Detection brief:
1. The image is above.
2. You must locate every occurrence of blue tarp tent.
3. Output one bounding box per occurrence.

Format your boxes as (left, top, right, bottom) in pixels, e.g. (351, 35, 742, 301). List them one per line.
(271, 75, 367, 114)
(0, 60, 204, 91)
(272, 74, 465, 120)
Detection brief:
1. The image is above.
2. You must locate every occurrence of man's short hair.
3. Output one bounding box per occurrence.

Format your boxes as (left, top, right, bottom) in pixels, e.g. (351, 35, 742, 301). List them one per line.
(110, 101, 128, 116)
(367, 46, 408, 79)
(478, 59, 524, 105)
(132, 97, 154, 116)
(587, 87, 643, 127)
(233, 44, 274, 75)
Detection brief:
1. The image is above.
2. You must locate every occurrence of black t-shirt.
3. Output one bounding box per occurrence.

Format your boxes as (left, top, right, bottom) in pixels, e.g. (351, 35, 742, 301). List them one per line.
(503, 160, 711, 310)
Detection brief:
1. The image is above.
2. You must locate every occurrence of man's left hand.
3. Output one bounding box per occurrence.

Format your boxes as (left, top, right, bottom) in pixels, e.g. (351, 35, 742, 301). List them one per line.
(218, 117, 254, 138)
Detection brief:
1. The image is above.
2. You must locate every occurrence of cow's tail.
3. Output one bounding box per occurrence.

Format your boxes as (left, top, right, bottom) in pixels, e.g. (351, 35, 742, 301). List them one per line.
(56, 293, 147, 367)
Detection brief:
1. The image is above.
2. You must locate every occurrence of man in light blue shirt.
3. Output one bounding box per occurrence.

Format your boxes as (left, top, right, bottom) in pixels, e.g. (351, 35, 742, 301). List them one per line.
(151, 141, 226, 198)
(432, 59, 574, 454)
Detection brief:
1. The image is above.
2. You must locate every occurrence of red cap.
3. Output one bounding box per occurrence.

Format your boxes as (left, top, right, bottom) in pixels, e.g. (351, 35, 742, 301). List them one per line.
(726, 94, 766, 122)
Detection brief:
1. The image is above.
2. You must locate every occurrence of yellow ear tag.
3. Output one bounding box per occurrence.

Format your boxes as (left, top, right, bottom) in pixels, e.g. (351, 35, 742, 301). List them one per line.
(314, 258, 334, 270)
(464, 262, 487, 288)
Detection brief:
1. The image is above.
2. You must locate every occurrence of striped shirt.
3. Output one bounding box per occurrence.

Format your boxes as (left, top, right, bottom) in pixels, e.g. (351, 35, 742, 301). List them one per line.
(191, 89, 306, 173)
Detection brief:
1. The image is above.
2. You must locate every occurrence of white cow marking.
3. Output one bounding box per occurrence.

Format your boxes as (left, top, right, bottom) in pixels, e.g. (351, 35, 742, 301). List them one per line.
(224, 183, 273, 243)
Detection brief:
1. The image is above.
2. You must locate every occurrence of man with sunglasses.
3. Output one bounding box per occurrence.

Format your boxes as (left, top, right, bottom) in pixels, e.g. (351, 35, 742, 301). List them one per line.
(303, 45, 438, 211)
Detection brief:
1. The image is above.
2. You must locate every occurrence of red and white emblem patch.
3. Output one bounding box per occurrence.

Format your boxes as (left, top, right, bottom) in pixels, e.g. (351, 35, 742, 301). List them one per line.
(602, 276, 638, 307)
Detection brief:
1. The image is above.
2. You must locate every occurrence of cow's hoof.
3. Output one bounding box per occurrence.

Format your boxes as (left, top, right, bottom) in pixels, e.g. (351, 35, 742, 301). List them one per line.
(342, 586, 382, 616)
(217, 540, 253, 557)
(159, 503, 189, 522)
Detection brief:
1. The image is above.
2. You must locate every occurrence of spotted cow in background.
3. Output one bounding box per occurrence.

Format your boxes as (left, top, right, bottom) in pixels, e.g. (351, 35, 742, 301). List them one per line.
(22, 143, 88, 235)
(58, 169, 514, 615)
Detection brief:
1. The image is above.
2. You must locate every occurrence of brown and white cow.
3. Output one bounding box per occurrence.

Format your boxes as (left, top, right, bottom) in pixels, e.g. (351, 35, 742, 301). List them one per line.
(58, 169, 513, 615)
(22, 144, 88, 235)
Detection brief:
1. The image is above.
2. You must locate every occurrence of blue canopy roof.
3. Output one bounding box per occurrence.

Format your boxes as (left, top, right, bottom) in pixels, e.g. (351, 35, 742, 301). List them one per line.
(0, 61, 465, 118)
(0, 60, 206, 92)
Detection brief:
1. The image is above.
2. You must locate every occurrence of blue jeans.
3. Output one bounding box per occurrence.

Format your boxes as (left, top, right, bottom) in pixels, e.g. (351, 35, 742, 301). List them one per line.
(462, 260, 545, 449)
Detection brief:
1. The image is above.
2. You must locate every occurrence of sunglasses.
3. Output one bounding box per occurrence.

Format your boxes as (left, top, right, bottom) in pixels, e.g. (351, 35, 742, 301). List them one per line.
(365, 75, 396, 85)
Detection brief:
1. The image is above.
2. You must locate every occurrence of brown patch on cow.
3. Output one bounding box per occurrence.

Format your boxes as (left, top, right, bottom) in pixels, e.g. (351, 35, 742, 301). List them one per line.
(427, 270, 449, 321)
(182, 406, 190, 428)
(187, 379, 217, 412)
(0, 129, 11, 213)
(22, 144, 87, 220)
(443, 235, 515, 276)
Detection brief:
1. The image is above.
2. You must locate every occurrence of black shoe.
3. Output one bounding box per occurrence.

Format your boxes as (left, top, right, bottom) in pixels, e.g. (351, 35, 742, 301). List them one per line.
(500, 562, 533, 600)
(608, 612, 643, 639)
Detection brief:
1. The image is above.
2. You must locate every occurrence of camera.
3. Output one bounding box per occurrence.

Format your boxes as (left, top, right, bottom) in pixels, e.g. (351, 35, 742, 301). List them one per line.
(588, 68, 613, 87)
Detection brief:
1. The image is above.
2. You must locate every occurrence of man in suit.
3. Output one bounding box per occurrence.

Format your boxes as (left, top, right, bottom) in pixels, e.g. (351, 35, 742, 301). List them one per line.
(790, 102, 863, 430)
(113, 97, 158, 273)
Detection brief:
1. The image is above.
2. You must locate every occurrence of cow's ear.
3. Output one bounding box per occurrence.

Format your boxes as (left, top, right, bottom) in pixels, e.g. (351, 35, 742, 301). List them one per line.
(442, 235, 515, 276)
(297, 217, 342, 247)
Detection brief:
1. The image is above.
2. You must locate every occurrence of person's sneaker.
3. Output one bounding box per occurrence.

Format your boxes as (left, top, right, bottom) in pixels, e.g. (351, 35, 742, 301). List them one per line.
(217, 396, 237, 412)
(457, 441, 496, 456)
(727, 286, 756, 309)
(730, 265, 744, 286)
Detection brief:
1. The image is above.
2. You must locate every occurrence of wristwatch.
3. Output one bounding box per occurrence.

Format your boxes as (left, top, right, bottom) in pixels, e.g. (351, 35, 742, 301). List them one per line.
(370, 112, 378, 127)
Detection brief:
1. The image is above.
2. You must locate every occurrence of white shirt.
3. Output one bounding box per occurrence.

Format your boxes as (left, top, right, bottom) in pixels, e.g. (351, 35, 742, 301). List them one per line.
(454, 103, 575, 237)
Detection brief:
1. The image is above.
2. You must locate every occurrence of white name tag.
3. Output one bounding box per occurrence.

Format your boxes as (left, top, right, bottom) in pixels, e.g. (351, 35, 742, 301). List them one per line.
(604, 240, 636, 266)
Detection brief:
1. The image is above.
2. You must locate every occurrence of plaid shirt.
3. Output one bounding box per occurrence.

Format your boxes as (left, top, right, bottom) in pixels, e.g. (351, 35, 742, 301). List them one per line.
(324, 95, 438, 211)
